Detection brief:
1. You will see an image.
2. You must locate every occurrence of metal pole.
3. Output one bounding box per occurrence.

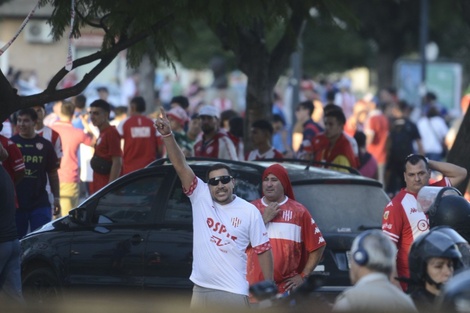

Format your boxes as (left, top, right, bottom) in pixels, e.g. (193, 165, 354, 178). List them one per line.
(419, 0, 429, 99)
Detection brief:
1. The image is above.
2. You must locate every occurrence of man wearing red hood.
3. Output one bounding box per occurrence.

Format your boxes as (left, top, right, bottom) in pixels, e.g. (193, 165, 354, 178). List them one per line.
(247, 164, 326, 294)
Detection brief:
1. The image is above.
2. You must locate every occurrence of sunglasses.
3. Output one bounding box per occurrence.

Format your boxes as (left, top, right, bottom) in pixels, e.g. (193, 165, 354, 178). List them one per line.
(208, 175, 233, 186)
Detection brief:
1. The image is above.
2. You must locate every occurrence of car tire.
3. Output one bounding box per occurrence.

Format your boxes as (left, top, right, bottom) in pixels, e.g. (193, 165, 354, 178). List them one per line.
(22, 267, 62, 304)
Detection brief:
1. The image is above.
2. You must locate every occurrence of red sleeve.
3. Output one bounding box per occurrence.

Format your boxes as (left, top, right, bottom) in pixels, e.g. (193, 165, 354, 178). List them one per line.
(382, 200, 403, 245)
(301, 207, 326, 252)
(5, 138, 25, 172)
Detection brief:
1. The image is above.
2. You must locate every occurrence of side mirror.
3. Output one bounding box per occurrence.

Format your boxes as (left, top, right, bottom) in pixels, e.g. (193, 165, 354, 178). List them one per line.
(69, 207, 87, 224)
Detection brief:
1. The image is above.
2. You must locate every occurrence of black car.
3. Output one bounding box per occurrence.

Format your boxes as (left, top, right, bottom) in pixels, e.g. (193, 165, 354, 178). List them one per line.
(20, 159, 389, 303)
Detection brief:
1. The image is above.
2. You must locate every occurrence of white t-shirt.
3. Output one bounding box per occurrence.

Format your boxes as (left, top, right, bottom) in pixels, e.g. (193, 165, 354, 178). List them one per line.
(187, 177, 270, 295)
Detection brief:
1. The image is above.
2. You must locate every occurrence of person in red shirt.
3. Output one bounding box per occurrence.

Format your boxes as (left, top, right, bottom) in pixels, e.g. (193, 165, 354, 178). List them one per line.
(246, 119, 283, 161)
(0, 130, 25, 185)
(88, 100, 122, 195)
(247, 164, 326, 295)
(193, 105, 238, 160)
(364, 101, 389, 186)
(51, 100, 95, 216)
(382, 154, 466, 291)
(312, 108, 357, 172)
(1, 125, 26, 209)
(117, 97, 162, 175)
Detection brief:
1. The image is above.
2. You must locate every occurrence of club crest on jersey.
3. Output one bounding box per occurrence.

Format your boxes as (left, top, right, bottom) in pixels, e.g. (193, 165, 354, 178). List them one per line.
(36, 142, 43, 150)
(206, 146, 214, 154)
(383, 211, 389, 220)
(417, 219, 429, 231)
(282, 210, 293, 221)
(231, 217, 241, 228)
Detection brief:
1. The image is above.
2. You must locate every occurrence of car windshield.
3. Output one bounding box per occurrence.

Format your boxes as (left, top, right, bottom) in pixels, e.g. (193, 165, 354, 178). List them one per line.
(294, 183, 389, 233)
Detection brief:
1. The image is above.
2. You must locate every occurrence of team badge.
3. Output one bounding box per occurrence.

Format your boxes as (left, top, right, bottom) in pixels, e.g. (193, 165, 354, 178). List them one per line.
(36, 142, 43, 150)
(383, 211, 389, 220)
(231, 217, 241, 228)
(206, 146, 214, 154)
(417, 219, 429, 231)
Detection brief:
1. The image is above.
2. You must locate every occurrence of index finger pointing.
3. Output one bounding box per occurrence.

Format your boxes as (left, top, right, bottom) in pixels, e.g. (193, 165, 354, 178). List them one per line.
(159, 107, 167, 119)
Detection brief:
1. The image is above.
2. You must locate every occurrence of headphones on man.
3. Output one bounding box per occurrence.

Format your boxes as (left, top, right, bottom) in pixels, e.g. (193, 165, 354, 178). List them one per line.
(353, 230, 375, 266)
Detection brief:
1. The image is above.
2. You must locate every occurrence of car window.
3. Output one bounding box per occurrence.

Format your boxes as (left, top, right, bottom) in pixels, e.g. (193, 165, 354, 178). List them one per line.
(165, 181, 192, 222)
(93, 176, 163, 224)
(294, 184, 389, 232)
(233, 173, 261, 202)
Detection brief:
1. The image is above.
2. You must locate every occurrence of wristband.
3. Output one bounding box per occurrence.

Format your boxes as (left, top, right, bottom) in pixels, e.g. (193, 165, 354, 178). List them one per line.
(161, 131, 173, 138)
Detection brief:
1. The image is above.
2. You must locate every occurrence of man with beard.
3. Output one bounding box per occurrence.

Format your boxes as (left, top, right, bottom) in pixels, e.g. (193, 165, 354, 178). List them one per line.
(154, 108, 273, 309)
(246, 164, 325, 295)
(193, 105, 238, 160)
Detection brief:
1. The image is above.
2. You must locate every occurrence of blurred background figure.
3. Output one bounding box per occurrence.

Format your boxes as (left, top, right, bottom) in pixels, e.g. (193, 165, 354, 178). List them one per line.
(344, 100, 368, 137)
(246, 119, 283, 161)
(417, 106, 448, 161)
(386, 101, 424, 196)
(364, 99, 389, 187)
(334, 77, 356, 120)
(354, 131, 378, 180)
(166, 106, 192, 157)
(271, 114, 293, 158)
(117, 97, 162, 175)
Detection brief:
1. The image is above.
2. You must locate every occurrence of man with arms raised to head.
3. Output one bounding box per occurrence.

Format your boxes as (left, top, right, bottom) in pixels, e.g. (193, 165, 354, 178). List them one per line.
(247, 163, 325, 294)
(382, 154, 466, 290)
(154, 108, 273, 309)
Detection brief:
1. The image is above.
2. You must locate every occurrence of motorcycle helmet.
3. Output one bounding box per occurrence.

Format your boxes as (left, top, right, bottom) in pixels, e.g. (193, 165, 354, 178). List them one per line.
(408, 230, 463, 286)
(429, 190, 470, 243)
(432, 226, 470, 268)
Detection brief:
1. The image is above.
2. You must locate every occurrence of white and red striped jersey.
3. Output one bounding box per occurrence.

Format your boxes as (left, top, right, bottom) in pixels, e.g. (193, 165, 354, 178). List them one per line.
(36, 126, 63, 159)
(193, 131, 238, 160)
(382, 178, 450, 289)
(246, 147, 284, 161)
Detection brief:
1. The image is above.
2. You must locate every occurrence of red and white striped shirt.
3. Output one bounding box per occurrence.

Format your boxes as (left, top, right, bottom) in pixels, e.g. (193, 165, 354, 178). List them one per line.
(36, 126, 63, 159)
(193, 131, 238, 160)
(382, 178, 450, 289)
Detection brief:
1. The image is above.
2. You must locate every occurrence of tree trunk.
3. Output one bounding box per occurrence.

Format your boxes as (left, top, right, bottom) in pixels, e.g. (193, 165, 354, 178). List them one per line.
(447, 108, 470, 194)
(243, 72, 273, 152)
(138, 55, 156, 115)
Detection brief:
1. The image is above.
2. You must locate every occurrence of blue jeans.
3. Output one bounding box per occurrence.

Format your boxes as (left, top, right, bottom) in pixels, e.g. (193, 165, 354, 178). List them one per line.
(15, 206, 52, 238)
(0, 239, 24, 303)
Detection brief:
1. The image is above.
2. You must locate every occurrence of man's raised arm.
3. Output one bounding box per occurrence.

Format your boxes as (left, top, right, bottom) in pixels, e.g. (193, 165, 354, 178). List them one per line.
(428, 159, 467, 187)
(155, 108, 195, 191)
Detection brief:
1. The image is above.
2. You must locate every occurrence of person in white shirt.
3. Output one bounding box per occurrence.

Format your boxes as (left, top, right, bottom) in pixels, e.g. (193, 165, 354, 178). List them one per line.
(155, 108, 273, 309)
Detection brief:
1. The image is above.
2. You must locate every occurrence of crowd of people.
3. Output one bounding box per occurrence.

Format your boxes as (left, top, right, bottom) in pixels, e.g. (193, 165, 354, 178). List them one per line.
(1, 75, 470, 311)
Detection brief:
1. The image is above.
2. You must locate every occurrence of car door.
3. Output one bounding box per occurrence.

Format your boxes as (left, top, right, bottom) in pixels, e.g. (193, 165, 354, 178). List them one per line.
(68, 172, 166, 289)
(144, 168, 195, 289)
